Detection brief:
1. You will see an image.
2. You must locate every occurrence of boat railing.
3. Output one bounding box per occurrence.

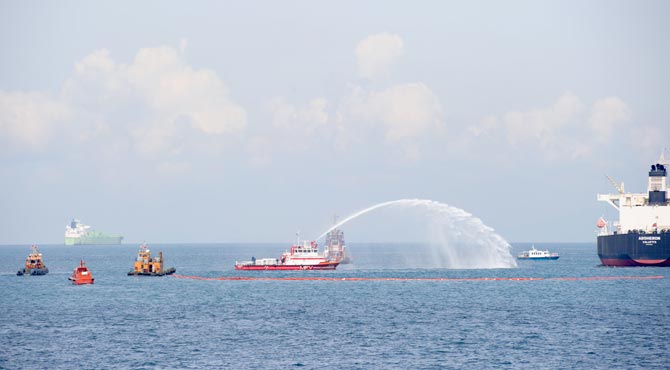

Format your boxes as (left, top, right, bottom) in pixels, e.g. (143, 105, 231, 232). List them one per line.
(236, 258, 278, 266)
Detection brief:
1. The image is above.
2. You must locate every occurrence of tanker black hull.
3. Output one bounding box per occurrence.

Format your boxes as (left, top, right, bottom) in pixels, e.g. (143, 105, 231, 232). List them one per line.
(597, 232, 670, 266)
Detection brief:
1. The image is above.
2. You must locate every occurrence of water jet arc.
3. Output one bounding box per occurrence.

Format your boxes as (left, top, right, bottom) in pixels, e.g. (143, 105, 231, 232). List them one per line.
(315, 199, 517, 269)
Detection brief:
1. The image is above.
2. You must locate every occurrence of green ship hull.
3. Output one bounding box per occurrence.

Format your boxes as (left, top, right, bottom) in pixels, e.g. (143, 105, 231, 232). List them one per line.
(65, 234, 123, 245)
(65, 219, 123, 245)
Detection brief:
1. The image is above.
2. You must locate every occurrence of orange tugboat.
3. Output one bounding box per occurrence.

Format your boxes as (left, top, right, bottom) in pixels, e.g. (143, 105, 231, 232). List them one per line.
(69, 260, 94, 285)
(17, 245, 49, 276)
(128, 243, 176, 276)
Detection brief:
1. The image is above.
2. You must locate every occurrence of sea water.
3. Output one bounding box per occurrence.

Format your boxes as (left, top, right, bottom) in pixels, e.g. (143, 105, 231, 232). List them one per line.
(0, 243, 668, 369)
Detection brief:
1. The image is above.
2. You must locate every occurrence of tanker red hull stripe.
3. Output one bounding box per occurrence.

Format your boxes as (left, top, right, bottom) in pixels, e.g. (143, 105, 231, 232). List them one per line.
(600, 258, 670, 267)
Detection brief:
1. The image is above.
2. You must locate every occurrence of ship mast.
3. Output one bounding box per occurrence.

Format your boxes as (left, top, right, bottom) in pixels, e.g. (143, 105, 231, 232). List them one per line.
(658, 148, 669, 166)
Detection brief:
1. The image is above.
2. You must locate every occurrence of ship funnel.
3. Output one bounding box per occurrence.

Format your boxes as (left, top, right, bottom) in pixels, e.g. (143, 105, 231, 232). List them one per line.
(648, 159, 668, 205)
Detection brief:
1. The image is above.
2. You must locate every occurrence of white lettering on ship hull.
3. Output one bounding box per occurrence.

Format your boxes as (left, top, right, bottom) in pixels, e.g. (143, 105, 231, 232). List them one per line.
(639, 236, 661, 245)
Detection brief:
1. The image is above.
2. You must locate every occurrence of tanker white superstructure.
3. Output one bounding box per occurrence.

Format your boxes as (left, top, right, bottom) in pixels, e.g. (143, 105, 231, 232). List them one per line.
(597, 153, 670, 234)
(596, 151, 670, 266)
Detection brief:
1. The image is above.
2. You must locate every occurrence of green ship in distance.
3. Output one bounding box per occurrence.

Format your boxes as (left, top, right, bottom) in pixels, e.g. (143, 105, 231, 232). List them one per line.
(65, 219, 123, 245)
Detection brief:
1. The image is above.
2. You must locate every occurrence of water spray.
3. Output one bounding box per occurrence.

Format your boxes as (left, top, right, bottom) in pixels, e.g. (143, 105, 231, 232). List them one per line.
(314, 199, 517, 269)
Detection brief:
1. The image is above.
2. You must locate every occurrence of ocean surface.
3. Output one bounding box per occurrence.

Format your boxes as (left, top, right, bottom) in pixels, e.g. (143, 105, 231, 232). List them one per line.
(1, 242, 669, 369)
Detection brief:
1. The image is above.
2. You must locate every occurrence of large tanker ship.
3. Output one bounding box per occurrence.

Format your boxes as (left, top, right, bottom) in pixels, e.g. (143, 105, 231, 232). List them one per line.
(65, 219, 123, 245)
(597, 153, 670, 266)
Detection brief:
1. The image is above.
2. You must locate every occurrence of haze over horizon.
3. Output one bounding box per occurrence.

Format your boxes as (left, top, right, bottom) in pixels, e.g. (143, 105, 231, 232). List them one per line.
(1, 1, 668, 245)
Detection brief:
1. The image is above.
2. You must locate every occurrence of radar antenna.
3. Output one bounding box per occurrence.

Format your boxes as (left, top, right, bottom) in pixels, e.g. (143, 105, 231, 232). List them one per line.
(606, 175, 624, 194)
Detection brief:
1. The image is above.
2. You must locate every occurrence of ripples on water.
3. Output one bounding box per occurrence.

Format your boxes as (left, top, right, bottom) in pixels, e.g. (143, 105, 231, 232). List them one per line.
(0, 243, 668, 369)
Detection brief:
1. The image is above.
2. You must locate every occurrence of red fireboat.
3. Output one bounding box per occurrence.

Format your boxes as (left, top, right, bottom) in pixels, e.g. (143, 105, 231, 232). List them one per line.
(69, 260, 94, 285)
(235, 240, 339, 270)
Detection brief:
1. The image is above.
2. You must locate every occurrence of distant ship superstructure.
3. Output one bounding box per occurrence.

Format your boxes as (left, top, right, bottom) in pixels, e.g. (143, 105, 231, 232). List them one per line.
(323, 227, 352, 264)
(597, 152, 670, 266)
(65, 219, 123, 245)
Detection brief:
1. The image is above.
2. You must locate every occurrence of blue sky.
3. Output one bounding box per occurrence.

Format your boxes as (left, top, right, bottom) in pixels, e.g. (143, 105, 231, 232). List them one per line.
(1, 1, 668, 244)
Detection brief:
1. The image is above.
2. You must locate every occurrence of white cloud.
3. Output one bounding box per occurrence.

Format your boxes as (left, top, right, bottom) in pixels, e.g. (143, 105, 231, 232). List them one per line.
(64, 46, 247, 139)
(461, 92, 634, 160)
(129, 46, 246, 136)
(588, 96, 631, 142)
(467, 115, 498, 138)
(179, 38, 188, 53)
(343, 83, 443, 142)
(0, 91, 71, 148)
(631, 125, 669, 158)
(448, 115, 501, 157)
(356, 33, 404, 80)
(250, 33, 441, 161)
(499, 92, 597, 159)
(244, 97, 331, 165)
(267, 97, 329, 134)
(258, 82, 444, 161)
(504, 92, 584, 147)
(130, 120, 184, 158)
(0, 45, 247, 165)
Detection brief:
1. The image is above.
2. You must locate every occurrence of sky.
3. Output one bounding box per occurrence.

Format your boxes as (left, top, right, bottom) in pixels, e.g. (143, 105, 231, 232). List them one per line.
(1, 1, 669, 244)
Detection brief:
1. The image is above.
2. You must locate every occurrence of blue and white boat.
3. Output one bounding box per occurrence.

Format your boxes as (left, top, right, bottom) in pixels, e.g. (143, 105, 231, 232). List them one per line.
(517, 246, 559, 260)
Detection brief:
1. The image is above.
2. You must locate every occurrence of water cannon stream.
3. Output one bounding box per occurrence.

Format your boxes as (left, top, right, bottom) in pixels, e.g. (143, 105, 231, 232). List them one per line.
(314, 199, 517, 269)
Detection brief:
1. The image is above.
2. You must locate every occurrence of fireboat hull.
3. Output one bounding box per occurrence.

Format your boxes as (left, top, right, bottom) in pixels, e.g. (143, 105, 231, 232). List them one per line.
(597, 232, 670, 267)
(235, 262, 339, 271)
